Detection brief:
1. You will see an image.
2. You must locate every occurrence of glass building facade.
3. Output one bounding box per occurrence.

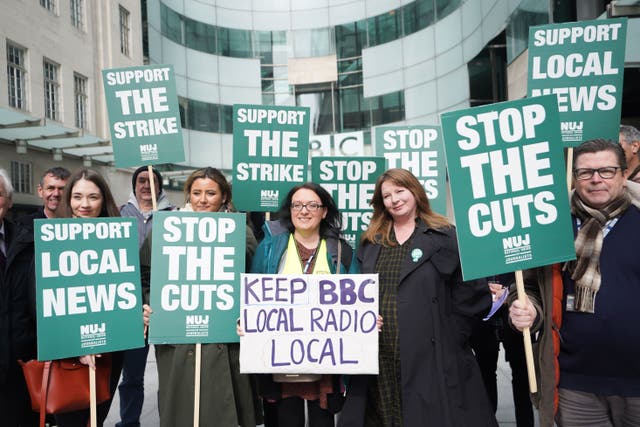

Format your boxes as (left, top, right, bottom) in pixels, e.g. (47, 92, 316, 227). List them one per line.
(145, 0, 536, 170)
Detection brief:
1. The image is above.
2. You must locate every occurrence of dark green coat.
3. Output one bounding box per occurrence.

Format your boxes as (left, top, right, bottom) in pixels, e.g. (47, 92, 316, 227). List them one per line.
(141, 220, 261, 427)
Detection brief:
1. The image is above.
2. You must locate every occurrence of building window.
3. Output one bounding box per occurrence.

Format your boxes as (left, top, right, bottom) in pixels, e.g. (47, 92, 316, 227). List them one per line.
(71, 0, 84, 30)
(74, 73, 88, 129)
(43, 60, 60, 120)
(40, 0, 56, 13)
(119, 6, 130, 56)
(10, 161, 33, 194)
(468, 32, 507, 107)
(7, 44, 27, 110)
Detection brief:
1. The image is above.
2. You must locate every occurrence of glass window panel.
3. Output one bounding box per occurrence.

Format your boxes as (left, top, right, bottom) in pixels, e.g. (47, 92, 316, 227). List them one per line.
(339, 87, 367, 131)
(7, 44, 27, 110)
(255, 31, 275, 63)
(506, 0, 549, 63)
(43, 60, 59, 120)
(335, 20, 366, 59)
(120, 6, 131, 56)
(221, 105, 233, 133)
(185, 19, 216, 54)
(296, 88, 336, 135)
(219, 27, 252, 58)
(262, 93, 275, 106)
(262, 79, 275, 92)
(188, 99, 219, 132)
(381, 91, 404, 123)
(161, 4, 182, 45)
(367, 11, 400, 47)
(435, 0, 461, 20)
(338, 72, 362, 88)
(74, 73, 88, 129)
(292, 28, 334, 57)
(71, 0, 84, 30)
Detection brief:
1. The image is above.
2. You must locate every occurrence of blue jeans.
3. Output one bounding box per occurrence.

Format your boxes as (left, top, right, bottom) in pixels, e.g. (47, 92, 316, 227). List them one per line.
(116, 345, 149, 427)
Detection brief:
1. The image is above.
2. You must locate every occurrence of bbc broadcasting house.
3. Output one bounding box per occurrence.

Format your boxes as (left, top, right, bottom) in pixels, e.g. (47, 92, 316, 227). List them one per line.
(1, 0, 639, 217)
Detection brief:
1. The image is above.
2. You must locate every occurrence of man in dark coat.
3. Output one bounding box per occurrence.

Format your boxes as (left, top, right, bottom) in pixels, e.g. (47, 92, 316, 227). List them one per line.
(0, 168, 38, 426)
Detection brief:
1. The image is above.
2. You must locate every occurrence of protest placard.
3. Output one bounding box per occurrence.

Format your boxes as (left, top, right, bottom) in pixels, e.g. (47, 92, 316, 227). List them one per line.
(233, 104, 310, 211)
(373, 125, 447, 215)
(102, 64, 184, 167)
(148, 211, 247, 344)
(440, 95, 575, 281)
(528, 18, 627, 146)
(311, 157, 385, 249)
(240, 274, 379, 374)
(34, 218, 143, 360)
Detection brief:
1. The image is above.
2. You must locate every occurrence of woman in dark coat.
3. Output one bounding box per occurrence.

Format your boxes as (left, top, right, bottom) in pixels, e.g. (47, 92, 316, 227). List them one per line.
(338, 168, 497, 427)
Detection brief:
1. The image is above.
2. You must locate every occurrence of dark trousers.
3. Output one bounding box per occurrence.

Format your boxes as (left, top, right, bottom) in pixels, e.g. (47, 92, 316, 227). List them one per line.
(1, 366, 39, 427)
(277, 396, 335, 427)
(470, 308, 534, 427)
(116, 345, 149, 427)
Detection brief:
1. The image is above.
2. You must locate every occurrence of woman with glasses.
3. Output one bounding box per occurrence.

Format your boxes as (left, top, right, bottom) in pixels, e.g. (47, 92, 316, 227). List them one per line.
(339, 168, 496, 427)
(250, 182, 358, 427)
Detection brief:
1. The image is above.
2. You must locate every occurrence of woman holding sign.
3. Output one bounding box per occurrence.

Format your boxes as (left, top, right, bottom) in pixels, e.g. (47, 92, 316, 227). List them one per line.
(250, 182, 358, 427)
(141, 167, 262, 427)
(339, 168, 496, 427)
(55, 168, 123, 427)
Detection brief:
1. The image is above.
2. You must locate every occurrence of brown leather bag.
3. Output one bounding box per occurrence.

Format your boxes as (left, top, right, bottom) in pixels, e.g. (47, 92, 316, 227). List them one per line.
(19, 355, 112, 427)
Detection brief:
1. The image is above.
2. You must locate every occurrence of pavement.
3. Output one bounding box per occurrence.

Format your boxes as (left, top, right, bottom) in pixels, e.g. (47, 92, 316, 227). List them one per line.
(104, 344, 539, 426)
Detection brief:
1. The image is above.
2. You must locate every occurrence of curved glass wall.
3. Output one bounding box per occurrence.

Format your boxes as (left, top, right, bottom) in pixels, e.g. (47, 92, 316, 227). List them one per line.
(160, 0, 464, 134)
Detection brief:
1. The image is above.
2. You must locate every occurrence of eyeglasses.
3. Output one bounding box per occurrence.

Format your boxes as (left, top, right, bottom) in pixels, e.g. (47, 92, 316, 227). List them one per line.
(290, 202, 324, 212)
(573, 167, 621, 180)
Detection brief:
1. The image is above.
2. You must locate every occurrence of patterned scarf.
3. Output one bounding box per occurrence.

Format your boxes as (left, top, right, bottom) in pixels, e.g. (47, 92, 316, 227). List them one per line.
(566, 191, 630, 313)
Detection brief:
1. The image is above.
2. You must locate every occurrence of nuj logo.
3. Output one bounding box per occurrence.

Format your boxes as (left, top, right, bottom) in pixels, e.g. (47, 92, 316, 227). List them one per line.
(560, 121, 583, 131)
(186, 315, 209, 325)
(140, 143, 158, 153)
(502, 233, 530, 250)
(261, 190, 278, 198)
(80, 322, 106, 335)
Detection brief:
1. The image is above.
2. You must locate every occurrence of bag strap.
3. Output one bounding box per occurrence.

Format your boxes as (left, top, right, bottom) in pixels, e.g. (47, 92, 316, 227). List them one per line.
(40, 361, 52, 427)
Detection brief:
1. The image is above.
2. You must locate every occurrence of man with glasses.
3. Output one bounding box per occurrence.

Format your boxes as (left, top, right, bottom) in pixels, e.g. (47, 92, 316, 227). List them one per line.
(509, 139, 640, 427)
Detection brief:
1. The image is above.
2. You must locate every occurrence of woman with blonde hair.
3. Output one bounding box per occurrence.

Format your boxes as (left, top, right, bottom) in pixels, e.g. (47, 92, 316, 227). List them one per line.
(339, 168, 496, 427)
(141, 167, 261, 427)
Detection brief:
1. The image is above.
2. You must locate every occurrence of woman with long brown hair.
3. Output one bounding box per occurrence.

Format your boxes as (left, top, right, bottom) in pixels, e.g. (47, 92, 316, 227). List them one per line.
(55, 168, 123, 427)
(339, 168, 496, 427)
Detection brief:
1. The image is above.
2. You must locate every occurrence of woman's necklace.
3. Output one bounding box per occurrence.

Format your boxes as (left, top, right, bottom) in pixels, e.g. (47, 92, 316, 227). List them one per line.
(294, 239, 319, 274)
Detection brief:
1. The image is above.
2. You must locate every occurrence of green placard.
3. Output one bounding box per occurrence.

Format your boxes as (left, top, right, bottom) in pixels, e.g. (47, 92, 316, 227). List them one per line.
(373, 125, 447, 215)
(233, 104, 310, 211)
(34, 218, 143, 360)
(102, 65, 185, 167)
(528, 18, 627, 146)
(440, 95, 575, 281)
(148, 211, 247, 344)
(311, 157, 385, 249)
